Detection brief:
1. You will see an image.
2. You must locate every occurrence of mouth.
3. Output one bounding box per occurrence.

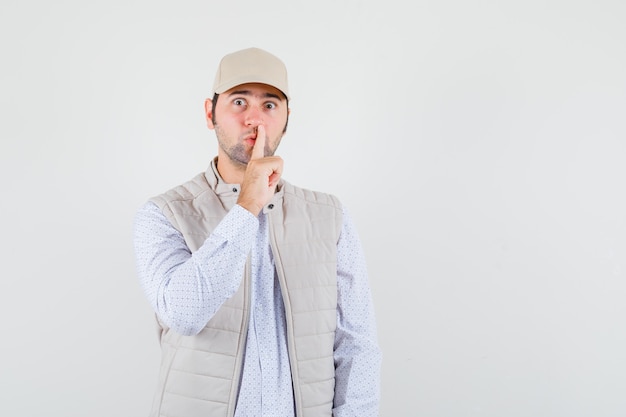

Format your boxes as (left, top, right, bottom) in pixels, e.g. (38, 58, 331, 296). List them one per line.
(243, 132, 257, 143)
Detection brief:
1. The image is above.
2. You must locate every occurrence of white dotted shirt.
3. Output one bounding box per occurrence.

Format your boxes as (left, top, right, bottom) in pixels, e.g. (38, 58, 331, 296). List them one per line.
(134, 198, 381, 417)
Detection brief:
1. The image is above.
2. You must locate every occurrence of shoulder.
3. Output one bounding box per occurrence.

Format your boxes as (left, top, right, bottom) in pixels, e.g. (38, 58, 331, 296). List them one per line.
(149, 171, 211, 211)
(279, 180, 344, 239)
(281, 180, 343, 210)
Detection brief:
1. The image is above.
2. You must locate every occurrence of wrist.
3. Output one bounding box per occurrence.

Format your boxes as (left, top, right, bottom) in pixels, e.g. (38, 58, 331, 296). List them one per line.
(236, 199, 263, 216)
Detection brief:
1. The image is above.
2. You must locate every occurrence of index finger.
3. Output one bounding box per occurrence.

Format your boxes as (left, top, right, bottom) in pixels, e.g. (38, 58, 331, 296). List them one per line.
(251, 125, 266, 160)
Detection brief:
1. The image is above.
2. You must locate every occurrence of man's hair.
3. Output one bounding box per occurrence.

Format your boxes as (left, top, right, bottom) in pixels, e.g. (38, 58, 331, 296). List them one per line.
(211, 93, 290, 133)
(211, 93, 219, 125)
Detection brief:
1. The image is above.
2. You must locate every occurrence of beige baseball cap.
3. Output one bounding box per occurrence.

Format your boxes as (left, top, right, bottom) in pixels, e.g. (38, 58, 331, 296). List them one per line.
(211, 47, 290, 100)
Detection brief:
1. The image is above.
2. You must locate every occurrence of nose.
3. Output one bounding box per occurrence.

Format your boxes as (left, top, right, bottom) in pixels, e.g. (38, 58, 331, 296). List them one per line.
(244, 106, 264, 127)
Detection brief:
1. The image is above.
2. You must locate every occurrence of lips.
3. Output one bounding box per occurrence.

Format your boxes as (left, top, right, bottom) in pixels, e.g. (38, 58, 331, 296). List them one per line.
(243, 132, 257, 142)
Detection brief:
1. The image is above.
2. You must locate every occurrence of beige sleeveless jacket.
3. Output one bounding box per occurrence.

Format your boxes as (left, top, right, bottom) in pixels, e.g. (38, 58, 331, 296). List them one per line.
(147, 163, 343, 417)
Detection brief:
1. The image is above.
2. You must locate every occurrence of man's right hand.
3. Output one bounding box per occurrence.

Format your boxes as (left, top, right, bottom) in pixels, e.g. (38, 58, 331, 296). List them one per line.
(237, 125, 283, 216)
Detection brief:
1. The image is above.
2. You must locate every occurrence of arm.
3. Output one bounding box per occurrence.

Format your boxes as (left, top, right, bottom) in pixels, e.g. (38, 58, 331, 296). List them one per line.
(133, 202, 258, 336)
(333, 206, 382, 417)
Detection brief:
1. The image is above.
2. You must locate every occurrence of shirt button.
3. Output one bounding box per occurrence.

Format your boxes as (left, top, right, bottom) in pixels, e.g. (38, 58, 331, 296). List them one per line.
(268, 204, 274, 209)
(232, 187, 238, 192)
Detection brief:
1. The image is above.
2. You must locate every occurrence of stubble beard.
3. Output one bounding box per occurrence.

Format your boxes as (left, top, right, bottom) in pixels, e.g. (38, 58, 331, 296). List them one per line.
(214, 123, 281, 167)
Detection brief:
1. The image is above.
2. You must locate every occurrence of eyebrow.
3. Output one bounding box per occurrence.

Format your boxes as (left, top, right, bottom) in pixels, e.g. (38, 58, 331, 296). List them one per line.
(227, 89, 284, 101)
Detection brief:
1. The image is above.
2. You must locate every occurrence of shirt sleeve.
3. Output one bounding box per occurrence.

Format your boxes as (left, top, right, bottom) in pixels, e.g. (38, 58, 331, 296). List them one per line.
(133, 201, 259, 336)
(333, 205, 382, 417)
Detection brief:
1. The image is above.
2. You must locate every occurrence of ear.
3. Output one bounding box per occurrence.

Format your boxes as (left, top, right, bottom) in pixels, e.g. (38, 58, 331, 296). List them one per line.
(284, 107, 291, 134)
(204, 98, 215, 129)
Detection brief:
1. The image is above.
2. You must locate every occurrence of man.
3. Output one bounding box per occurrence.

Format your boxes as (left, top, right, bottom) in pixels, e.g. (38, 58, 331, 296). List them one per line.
(133, 47, 381, 417)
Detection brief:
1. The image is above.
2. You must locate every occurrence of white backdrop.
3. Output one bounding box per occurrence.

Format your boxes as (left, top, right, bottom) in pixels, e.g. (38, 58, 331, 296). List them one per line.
(1, 1, 625, 416)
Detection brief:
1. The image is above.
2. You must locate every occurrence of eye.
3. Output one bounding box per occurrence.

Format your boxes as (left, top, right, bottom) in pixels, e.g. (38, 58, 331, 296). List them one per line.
(233, 98, 246, 106)
(264, 102, 277, 110)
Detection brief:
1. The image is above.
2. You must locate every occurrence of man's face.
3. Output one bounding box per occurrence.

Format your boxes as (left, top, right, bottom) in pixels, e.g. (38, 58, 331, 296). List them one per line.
(206, 83, 289, 167)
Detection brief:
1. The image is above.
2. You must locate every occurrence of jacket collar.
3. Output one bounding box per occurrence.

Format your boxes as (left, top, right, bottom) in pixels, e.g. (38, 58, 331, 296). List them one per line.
(204, 157, 285, 210)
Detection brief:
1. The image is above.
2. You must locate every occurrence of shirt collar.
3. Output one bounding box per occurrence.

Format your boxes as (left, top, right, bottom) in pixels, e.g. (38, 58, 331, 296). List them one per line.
(205, 157, 285, 202)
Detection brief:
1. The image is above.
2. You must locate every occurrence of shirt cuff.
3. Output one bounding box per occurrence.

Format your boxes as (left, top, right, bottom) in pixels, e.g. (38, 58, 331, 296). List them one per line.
(209, 204, 260, 254)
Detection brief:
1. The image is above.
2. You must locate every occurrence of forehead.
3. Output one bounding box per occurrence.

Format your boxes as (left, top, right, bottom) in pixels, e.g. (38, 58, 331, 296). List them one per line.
(223, 83, 287, 101)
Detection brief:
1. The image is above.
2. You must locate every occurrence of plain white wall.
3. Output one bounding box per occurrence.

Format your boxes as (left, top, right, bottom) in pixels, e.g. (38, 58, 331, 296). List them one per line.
(1, 0, 625, 416)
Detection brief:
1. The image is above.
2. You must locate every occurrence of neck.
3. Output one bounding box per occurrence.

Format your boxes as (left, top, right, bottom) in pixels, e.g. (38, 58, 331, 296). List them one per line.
(215, 155, 246, 184)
